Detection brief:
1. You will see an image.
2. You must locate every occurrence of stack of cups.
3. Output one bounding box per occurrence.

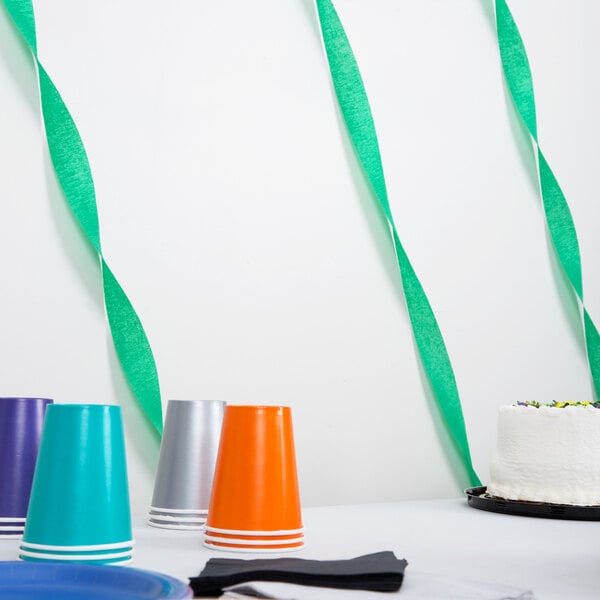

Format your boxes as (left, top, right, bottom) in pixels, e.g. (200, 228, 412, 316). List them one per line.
(149, 400, 225, 530)
(203, 405, 304, 552)
(19, 404, 134, 564)
(0, 397, 53, 539)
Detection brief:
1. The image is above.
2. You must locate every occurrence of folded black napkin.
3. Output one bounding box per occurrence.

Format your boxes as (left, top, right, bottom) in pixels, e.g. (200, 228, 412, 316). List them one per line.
(189, 551, 408, 597)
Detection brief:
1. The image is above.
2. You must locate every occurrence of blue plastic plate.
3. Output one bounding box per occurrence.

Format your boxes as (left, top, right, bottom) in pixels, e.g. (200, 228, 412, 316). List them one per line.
(0, 562, 193, 599)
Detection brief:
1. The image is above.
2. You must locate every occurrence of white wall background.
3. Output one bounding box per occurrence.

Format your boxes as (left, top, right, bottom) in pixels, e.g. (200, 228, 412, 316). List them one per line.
(0, 0, 598, 516)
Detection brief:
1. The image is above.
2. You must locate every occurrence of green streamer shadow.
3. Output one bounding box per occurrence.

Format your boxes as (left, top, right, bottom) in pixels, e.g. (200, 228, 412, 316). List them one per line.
(477, 0, 585, 358)
(0, 3, 38, 111)
(313, 0, 480, 488)
(479, 0, 593, 384)
(2, 0, 164, 435)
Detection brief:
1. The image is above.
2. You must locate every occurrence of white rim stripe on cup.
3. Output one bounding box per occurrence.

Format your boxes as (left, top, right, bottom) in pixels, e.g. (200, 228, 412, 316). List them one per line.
(203, 525, 304, 536)
(20, 539, 135, 551)
(0, 517, 26, 523)
(148, 514, 206, 523)
(204, 534, 304, 546)
(0, 526, 24, 532)
(150, 506, 208, 515)
(19, 548, 133, 561)
(19, 553, 133, 565)
(147, 521, 205, 531)
(203, 540, 305, 554)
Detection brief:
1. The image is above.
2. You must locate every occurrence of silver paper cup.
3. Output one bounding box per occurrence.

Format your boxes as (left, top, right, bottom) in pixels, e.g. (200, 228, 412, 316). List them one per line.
(149, 400, 225, 530)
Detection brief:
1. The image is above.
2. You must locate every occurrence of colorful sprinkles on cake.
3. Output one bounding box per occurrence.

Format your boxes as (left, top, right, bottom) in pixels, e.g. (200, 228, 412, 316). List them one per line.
(515, 401, 600, 408)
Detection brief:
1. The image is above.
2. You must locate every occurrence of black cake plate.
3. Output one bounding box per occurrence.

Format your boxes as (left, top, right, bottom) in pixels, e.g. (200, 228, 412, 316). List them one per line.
(465, 486, 600, 521)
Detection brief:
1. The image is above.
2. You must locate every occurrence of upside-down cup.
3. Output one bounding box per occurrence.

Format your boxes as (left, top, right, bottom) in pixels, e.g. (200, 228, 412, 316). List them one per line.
(149, 400, 225, 530)
(20, 404, 133, 564)
(203, 405, 304, 552)
(0, 397, 53, 538)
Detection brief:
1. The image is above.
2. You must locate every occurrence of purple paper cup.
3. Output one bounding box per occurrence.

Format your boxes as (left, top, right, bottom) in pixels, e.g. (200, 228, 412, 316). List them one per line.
(0, 397, 53, 538)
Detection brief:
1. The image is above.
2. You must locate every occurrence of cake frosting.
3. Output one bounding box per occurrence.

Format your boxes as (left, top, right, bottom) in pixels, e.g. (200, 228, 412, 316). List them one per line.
(488, 403, 600, 506)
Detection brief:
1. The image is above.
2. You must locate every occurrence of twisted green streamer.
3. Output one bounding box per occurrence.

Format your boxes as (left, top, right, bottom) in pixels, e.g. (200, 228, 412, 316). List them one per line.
(495, 0, 600, 398)
(4, 0, 163, 434)
(315, 0, 480, 487)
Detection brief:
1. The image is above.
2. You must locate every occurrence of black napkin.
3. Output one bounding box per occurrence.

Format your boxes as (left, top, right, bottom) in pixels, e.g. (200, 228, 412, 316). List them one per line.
(189, 551, 408, 597)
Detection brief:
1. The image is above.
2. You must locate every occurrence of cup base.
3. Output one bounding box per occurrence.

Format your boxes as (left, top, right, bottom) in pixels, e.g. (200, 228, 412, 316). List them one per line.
(149, 512, 206, 522)
(0, 518, 25, 536)
(204, 533, 304, 546)
(147, 520, 206, 531)
(20, 540, 134, 552)
(148, 507, 208, 530)
(19, 554, 133, 565)
(150, 506, 208, 515)
(19, 547, 134, 563)
(203, 539, 305, 553)
(203, 524, 304, 536)
(19, 538, 134, 564)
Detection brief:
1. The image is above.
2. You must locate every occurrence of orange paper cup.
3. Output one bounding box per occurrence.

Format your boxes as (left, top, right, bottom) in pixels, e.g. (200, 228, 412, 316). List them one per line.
(205, 405, 303, 538)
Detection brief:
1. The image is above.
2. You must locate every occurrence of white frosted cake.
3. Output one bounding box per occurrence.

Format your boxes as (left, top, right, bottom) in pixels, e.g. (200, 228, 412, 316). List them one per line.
(488, 402, 600, 506)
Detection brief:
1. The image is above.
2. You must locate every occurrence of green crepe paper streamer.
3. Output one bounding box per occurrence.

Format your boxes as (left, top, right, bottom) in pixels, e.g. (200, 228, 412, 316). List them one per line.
(495, 0, 600, 399)
(315, 0, 480, 487)
(4, 0, 163, 435)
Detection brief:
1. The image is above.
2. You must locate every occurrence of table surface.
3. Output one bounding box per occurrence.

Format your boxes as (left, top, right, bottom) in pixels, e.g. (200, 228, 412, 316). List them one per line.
(1, 497, 599, 599)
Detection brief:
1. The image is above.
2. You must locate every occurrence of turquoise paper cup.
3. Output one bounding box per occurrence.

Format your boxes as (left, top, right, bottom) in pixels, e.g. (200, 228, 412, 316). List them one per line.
(20, 404, 133, 563)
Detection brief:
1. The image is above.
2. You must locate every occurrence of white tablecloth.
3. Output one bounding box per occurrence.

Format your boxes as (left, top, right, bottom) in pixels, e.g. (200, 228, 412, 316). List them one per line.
(1, 498, 598, 599)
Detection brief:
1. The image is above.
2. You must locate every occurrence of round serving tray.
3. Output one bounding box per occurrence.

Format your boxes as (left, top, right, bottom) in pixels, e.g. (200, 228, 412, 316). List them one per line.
(465, 486, 600, 521)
